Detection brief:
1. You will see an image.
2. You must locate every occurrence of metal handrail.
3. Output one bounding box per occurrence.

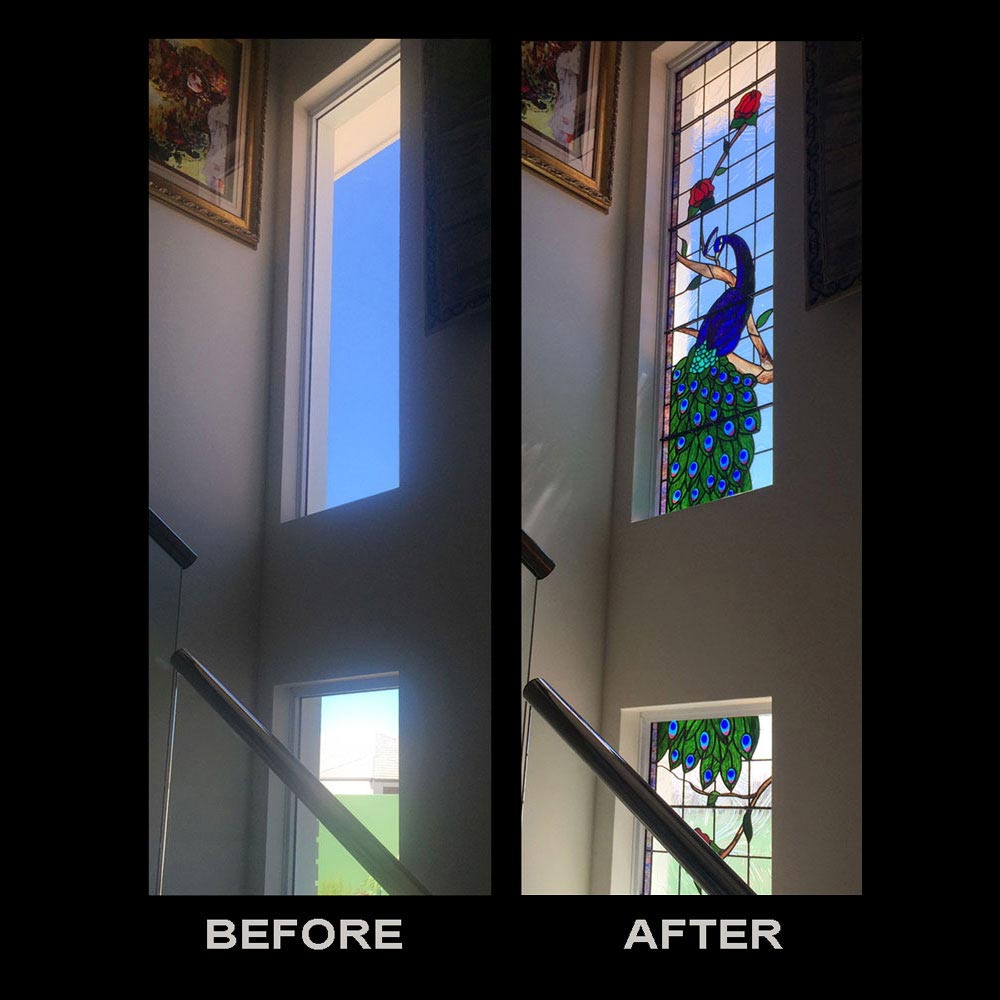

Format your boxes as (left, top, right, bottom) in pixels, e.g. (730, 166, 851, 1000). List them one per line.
(523, 677, 754, 895)
(148, 507, 197, 569)
(171, 648, 430, 896)
(521, 530, 555, 580)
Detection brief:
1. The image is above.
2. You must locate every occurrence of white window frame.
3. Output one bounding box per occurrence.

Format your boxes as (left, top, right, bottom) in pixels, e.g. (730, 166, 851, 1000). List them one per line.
(264, 670, 399, 896)
(279, 39, 401, 523)
(630, 41, 721, 522)
(617, 696, 772, 895)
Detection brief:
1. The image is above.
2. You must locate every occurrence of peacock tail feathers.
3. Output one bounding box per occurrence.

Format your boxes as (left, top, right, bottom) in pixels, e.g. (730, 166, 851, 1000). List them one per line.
(664, 343, 760, 511)
(657, 716, 760, 792)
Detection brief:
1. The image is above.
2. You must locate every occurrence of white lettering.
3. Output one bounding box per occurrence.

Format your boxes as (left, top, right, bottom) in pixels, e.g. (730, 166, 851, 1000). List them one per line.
(720, 919, 747, 949)
(302, 918, 336, 950)
(341, 919, 370, 949)
(624, 919, 657, 949)
(273, 919, 297, 949)
(206, 919, 236, 950)
(375, 919, 403, 950)
(753, 919, 782, 949)
(660, 919, 687, 948)
(242, 918, 269, 950)
(689, 919, 715, 949)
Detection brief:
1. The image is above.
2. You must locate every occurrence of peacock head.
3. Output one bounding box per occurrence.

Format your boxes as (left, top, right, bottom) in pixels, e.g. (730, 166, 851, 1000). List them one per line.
(712, 235, 726, 255)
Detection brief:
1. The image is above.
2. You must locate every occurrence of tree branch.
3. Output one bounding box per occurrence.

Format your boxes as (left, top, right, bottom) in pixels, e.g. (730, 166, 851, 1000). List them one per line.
(718, 776, 772, 860)
(677, 254, 736, 287)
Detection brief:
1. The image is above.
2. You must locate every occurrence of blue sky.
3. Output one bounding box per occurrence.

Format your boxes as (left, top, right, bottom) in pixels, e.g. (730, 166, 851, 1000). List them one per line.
(327, 140, 400, 509)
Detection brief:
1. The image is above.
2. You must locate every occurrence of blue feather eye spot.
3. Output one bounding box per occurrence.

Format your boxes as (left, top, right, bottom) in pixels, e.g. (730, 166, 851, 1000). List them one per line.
(673, 369, 681, 381)
(703, 768, 713, 783)
(668, 721, 679, 736)
(671, 749, 679, 761)
(719, 454, 730, 470)
(690, 487, 700, 500)
(676, 382, 686, 395)
(703, 436, 714, 452)
(726, 767, 737, 783)
(700, 387, 709, 398)
(671, 489, 682, 503)
(709, 408, 719, 421)
(679, 399, 689, 413)
(743, 377, 754, 387)
(690, 380, 698, 391)
(725, 392, 735, 405)
(718, 372, 728, 383)
(677, 436, 686, 449)
(727, 489, 734, 496)
(717, 479, 727, 493)
(699, 731, 710, 748)
(685, 754, 695, 768)
(719, 718, 731, 734)
(706, 475, 716, 488)
(670, 462, 680, 477)
(709, 366, 718, 376)
(688, 461, 698, 477)
(741, 734, 752, 750)
(711, 391, 720, 403)
(732, 469, 741, 481)
(742, 390, 753, 403)
(693, 413, 703, 426)
(744, 416, 756, 431)
(738, 449, 749, 464)
(723, 420, 735, 436)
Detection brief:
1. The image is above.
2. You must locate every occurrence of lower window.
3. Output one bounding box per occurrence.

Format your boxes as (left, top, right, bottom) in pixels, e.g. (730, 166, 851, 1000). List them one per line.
(640, 707, 772, 894)
(290, 675, 399, 895)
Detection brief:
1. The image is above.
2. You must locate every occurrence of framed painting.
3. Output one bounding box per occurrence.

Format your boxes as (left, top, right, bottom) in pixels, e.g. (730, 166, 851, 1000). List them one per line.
(520, 41, 622, 212)
(148, 39, 268, 248)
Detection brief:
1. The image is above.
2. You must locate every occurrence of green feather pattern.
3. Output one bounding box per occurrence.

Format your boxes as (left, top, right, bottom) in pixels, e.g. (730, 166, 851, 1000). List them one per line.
(658, 716, 760, 792)
(664, 343, 760, 511)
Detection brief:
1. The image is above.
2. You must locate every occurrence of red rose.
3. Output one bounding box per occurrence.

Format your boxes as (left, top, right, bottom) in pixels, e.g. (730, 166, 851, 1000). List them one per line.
(731, 89, 762, 128)
(689, 178, 714, 209)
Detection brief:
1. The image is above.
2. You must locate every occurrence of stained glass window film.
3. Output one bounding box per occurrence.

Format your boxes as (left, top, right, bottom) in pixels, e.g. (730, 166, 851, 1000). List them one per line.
(642, 713, 772, 894)
(660, 42, 775, 514)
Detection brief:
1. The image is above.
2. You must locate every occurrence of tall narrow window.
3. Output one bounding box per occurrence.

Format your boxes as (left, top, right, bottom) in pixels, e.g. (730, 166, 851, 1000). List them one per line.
(660, 41, 775, 514)
(305, 57, 400, 514)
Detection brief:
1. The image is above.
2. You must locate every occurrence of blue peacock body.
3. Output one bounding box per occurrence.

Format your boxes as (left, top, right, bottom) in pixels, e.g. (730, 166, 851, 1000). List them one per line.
(665, 234, 761, 511)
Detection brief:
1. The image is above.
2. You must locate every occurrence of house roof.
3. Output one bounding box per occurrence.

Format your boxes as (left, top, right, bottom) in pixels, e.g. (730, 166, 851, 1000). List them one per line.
(319, 732, 398, 782)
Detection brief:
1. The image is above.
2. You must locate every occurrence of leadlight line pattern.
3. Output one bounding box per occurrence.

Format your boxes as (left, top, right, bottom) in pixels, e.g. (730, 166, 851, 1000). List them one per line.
(642, 715, 772, 894)
(659, 42, 775, 515)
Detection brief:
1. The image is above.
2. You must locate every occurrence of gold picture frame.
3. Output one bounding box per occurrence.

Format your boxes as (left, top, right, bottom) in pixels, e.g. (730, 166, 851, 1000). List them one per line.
(148, 39, 268, 248)
(520, 41, 622, 212)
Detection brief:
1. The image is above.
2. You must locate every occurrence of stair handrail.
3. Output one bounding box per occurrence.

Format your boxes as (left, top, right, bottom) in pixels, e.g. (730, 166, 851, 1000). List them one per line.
(171, 648, 430, 896)
(521, 530, 555, 580)
(523, 677, 754, 895)
(148, 507, 198, 569)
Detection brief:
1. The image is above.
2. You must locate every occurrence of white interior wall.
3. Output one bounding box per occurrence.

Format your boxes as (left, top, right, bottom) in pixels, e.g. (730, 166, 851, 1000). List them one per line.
(590, 41, 861, 895)
(520, 43, 633, 894)
(148, 56, 278, 892)
(252, 38, 492, 895)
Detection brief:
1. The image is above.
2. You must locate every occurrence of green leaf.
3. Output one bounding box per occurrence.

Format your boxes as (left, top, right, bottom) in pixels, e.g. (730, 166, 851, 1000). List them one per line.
(755, 308, 773, 329)
(685, 274, 702, 291)
(706, 790, 720, 808)
(714, 166, 727, 177)
(742, 810, 754, 844)
(679, 238, 688, 258)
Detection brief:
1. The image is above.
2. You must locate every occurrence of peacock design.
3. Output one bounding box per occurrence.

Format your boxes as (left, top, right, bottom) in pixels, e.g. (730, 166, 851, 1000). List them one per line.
(664, 234, 761, 511)
(657, 715, 760, 791)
